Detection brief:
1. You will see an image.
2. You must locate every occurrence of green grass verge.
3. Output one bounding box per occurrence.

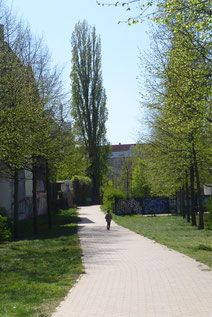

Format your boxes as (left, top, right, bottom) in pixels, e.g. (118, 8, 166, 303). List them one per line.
(0, 208, 84, 317)
(113, 214, 212, 269)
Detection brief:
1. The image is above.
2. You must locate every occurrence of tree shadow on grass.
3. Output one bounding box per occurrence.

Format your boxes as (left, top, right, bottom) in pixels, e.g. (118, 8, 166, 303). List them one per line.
(3, 209, 84, 288)
(17, 208, 81, 241)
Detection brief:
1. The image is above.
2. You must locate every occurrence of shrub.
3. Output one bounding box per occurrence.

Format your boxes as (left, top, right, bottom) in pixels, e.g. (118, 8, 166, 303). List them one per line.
(0, 206, 12, 229)
(205, 196, 212, 229)
(0, 215, 11, 243)
(102, 186, 126, 212)
(71, 175, 92, 206)
(0, 206, 7, 217)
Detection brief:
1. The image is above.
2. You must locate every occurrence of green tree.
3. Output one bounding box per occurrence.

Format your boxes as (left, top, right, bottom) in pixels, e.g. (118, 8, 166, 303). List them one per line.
(131, 156, 150, 198)
(117, 157, 133, 198)
(71, 175, 92, 205)
(98, 0, 211, 33)
(0, 3, 69, 237)
(70, 20, 109, 202)
(0, 26, 39, 238)
(162, 29, 211, 228)
(56, 132, 87, 181)
(139, 24, 211, 228)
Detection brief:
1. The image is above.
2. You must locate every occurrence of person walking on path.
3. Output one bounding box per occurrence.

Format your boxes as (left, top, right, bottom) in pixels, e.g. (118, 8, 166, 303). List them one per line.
(105, 210, 112, 230)
(51, 205, 212, 317)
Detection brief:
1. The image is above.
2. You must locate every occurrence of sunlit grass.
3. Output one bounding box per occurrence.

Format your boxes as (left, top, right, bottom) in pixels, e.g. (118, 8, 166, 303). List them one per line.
(113, 214, 212, 269)
(0, 208, 83, 317)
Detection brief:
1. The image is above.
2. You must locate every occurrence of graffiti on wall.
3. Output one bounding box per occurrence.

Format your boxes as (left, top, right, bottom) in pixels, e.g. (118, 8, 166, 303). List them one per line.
(11, 197, 33, 221)
(115, 195, 211, 215)
(115, 197, 171, 215)
(36, 192, 47, 216)
(115, 198, 143, 215)
(143, 198, 169, 214)
(11, 193, 47, 221)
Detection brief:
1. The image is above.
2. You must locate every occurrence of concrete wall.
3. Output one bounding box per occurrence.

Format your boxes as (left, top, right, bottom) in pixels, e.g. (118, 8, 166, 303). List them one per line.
(0, 175, 11, 212)
(0, 170, 47, 221)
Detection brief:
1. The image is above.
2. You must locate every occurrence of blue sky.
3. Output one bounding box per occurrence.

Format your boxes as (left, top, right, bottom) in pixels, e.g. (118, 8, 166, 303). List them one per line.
(6, 0, 150, 145)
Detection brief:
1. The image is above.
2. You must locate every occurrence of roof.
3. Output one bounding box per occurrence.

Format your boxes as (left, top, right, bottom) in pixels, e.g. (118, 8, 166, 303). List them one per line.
(112, 144, 136, 152)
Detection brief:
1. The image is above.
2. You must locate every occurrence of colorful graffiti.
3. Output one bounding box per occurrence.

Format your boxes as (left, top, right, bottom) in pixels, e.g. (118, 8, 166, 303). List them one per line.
(115, 195, 211, 215)
(115, 197, 171, 215)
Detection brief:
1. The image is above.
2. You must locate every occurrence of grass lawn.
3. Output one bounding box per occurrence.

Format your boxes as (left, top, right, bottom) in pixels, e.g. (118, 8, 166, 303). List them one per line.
(113, 214, 212, 269)
(0, 208, 84, 317)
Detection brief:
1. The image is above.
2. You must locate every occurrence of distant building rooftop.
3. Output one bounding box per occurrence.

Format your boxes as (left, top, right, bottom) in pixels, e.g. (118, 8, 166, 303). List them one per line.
(112, 144, 136, 152)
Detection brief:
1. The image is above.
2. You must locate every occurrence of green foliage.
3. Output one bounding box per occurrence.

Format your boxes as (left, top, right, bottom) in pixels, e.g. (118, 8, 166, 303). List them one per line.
(131, 157, 150, 198)
(101, 0, 212, 39)
(138, 19, 211, 213)
(0, 2, 72, 240)
(0, 215, 11, 243)
(0, 11, 67, 169)
(205, 197, 212, 229)
(71, 175, 92, 206)
(117, 157, 133, 197)
(70, 20, 109, 200)
(108, 148, 150, 199)
(56, 135, 87, 181)
(206, 196, 212, 213)
(0, 206, 9, 218)
(102, 185, 126, 212)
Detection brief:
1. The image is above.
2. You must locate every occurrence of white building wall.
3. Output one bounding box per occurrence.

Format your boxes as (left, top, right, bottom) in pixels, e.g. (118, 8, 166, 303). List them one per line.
(0, 170, 34, 220)
(204, 185, 212, 195)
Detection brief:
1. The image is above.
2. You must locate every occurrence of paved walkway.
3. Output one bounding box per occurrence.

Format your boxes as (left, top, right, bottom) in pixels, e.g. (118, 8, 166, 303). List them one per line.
(52, 205, 212, 317)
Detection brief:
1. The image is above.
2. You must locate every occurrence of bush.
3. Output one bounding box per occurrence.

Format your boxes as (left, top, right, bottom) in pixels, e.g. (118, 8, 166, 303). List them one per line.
(71, 175, 92, 206)
(0, 215, 11, 243)
(0, 206, 12, 230)
(205, 196, 212, 229)
(0, 206, 9, 218)
(102, 186, 126, 212)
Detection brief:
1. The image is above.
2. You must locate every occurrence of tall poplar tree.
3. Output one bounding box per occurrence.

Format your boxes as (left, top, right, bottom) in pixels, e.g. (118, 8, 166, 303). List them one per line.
(70, 20, 109, 202)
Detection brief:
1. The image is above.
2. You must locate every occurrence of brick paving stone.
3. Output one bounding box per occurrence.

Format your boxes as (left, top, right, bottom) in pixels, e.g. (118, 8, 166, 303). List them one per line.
(51, 205, 212, 317)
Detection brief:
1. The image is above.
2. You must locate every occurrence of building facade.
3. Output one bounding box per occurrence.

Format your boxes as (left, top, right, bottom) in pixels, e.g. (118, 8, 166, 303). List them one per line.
(108, 144, 136, 190)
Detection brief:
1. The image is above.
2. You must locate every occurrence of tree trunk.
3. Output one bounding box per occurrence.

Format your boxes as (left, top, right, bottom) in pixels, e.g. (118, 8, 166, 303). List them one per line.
(179, 188, 183, 216)
(181, 185, 186, 218)
(52, 180, 57, 213)
(185, 170, 190, 222)
(126, 168, 129, 198)
(175, 193, 178, 214)
(92, 174, 100, 204)
(193, 146, 204, 229)
(13, 169, 19, 240)
(46, 160, 52, 229)
(190, 164, 197, 226)
(32, 165, 38, 235)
